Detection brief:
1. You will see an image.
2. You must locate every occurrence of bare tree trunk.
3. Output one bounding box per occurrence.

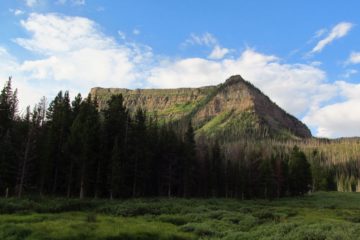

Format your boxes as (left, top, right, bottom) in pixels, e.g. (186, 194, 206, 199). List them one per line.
(52, 166, 58, 194)
(94, 160, 101, 199)
(67, 160, 73, 198)
(132, 156, 138, 197)
(167, 163, 172, 198)
(79, 164, 85, 199)
(79, 175, 84, 199)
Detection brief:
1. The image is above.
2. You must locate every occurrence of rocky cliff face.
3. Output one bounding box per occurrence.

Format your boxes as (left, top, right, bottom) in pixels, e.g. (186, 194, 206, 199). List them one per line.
(90, 75, 312, 140)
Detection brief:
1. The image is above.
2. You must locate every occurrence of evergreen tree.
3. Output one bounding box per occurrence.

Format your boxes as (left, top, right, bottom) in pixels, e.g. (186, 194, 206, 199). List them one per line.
(259, 157, 276, 199)
(0, 77, 18, 197)
(210, 141, 223, 197)
(68, 95, 100, 198)
(288, 146, 312, 195)
(183, 121, 197, 197)
(16, 105, 43, 197)
(130, 108, 149, 197)
(0, 77, 17, 138)
(103, 94, 129, 198)
(46, 91, 72, 195)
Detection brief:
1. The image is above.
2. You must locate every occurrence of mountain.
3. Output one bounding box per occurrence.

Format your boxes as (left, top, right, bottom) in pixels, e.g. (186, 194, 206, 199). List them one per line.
(90, 75, 311, 140)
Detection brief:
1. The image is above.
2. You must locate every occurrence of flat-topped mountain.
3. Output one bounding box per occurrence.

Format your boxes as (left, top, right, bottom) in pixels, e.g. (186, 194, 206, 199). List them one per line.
(90, 75, 311, 140)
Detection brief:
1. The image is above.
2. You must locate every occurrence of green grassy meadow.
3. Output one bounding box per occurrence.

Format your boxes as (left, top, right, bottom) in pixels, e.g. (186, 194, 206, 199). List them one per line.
(1, 192, 360, 240)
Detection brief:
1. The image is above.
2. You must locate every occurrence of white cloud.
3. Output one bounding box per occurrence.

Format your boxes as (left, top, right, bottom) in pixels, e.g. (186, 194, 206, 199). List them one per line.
(341, 69, 358, 78)
(208, 45, 229, 59)
(303, 81, 360, 138)
(56, 0, 86, 6)
(133, 29, 140, 35)
(15, 13, 116, 55)
(314, 28, 327, 38)
(72, 0, 85, 5)
(25, 0, 39, 7)
(118, 31, 126, 40)
(307, 28, 327, 44)
(311, 22, 353, 54)
(185, 33, 218, 47)
(15, 9, 25, 16)
(304, 99, 360, 137)
(9, 9, 25, 16)
(184, 33, 230, 59)
(348, 52, 360, 64)
(7, 13, 153, 111)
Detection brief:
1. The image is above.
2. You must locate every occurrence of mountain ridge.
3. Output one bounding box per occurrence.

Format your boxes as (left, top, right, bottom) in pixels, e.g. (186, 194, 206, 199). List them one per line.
(90, 75, 312, 140)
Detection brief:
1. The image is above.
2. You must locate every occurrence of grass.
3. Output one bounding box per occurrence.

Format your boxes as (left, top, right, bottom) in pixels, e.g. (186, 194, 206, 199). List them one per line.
(1, 192, 360, 239)
(159, 102, 198, 118)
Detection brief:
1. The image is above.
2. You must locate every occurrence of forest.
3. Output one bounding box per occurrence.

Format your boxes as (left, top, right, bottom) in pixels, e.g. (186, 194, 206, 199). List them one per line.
(2, 77, 360, 240)
(0, 77, 352, 199)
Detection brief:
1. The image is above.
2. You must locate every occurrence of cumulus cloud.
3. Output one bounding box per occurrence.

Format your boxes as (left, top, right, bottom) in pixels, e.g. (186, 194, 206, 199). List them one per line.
(6, 13, 153, 110)
(148, 49, 334, 116)
(18, 13, 152, 87)
(347, 52, 360, 64)
(306, 80, 360, 138)
(15, 13, 116, 55)
(303, 81, 360, 138)
(304, 100, 360, 137)
(311, 22, 353, 54)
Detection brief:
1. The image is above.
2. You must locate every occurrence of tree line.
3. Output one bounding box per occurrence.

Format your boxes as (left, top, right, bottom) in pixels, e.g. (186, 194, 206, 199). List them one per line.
(0, 78, 314, 199)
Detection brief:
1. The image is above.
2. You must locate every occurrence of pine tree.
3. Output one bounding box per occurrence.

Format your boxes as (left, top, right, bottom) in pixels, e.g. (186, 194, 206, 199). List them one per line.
(103, 94, 129, 198)
(0, 77, 18, 197)
(130, 108, 149, 197)
(259, 157, 276, 199)
(210, 141, 223, 197)
(288, 146, 312, 195)
(68, 95, 100, 198)
(183, 121, 197, 197)
(46, 91, 72, 195)
(0, 77, 17, 138)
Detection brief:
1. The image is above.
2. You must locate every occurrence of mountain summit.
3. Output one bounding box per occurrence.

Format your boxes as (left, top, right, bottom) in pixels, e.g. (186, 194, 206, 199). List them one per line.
(90, 75, 311, 140)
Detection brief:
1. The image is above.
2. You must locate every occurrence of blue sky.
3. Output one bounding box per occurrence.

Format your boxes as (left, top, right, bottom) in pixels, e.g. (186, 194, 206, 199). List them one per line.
(1, 0, 360, 138)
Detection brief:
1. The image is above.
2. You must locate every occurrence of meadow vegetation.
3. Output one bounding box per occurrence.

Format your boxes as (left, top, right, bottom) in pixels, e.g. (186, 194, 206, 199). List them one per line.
(1, 192, 360, 240)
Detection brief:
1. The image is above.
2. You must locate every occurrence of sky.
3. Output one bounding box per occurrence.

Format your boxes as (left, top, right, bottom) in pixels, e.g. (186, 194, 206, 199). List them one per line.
(1, 0, 360, 138)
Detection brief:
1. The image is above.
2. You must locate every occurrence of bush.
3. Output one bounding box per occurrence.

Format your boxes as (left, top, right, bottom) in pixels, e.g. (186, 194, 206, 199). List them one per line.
(180, 223, 218, 237)
(86, 213, 97, 223)
(0, 224, 32, 240)
(158, 215, 190, 226)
